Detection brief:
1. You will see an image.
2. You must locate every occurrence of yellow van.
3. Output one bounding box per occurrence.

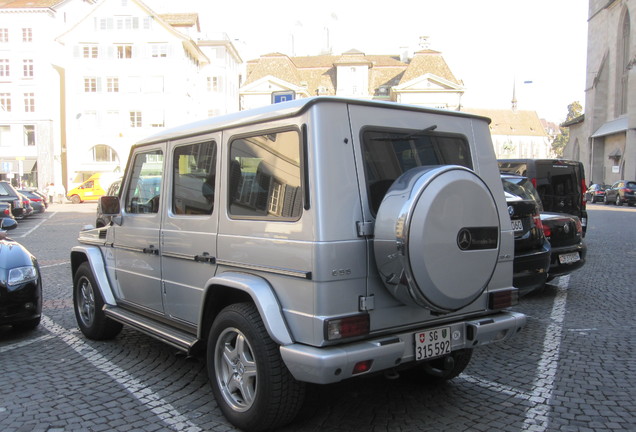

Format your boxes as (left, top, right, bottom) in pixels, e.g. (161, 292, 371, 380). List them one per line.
(67, 173, 116, 204)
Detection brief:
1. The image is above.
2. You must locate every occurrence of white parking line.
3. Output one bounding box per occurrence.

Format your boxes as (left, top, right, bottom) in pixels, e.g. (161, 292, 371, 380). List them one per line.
(460, 374, 531, 398)
(0, 334, 55, 354)
(522, 275, 569, 431)
(14, 211, 57, 238)
(41, 315, 204, 432)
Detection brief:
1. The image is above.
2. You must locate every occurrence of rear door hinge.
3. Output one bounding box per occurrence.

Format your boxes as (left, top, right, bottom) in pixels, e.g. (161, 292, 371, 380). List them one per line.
(359, 295, 375, 311)
(356, 220, 374, 237)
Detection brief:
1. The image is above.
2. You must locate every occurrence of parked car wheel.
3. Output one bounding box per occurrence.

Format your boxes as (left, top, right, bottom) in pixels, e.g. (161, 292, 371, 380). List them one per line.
(70, 195, 82, 204)
(207, 302, 305, 432)
(73, 262, 122, 340)
(419, 348, 473, 382)
(604, 195, 610, 205)
(616, 194, 622, 206)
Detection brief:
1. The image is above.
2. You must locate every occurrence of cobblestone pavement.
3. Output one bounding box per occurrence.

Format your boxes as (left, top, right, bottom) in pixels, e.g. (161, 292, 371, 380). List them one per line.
(0, 202, 634, 431)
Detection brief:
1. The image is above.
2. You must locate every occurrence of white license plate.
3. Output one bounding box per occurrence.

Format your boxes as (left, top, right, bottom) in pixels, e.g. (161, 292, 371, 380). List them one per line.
(559, 252, 580, 264)
(415, 327, 451, 361)
(511, 219, 524, 232)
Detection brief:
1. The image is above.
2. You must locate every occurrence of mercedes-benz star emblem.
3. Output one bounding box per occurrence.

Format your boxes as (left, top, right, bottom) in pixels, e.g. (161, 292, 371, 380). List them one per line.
(457, 228, 472, 250)
(563, 223, 570, 234)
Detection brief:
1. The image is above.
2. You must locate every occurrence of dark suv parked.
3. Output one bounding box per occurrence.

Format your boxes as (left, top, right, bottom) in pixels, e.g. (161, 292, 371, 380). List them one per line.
(498, 159, 588, 236)
(604, 180, 636, 206)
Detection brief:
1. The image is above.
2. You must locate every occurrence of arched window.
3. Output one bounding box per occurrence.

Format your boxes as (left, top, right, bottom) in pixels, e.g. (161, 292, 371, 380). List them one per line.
(91, 144, 119, 163)
(617, 8, 631, 115)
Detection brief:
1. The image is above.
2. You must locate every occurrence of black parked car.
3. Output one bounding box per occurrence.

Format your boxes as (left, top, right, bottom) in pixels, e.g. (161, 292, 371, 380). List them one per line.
(0, 181, 25, 219)
(584, 183, 608, 203)
(18, 189, 47, 213)
(498, 159, 588, 235)
(0, 221, 42, 330)
(501, 174, 551, 296)
(540, 212, 586, 280)
(1, 202, 15, 224)
(604, 180, 636, 206)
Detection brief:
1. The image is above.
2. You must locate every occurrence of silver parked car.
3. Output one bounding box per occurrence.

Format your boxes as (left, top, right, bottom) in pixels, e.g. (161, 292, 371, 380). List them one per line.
(71, 97, 526, 432)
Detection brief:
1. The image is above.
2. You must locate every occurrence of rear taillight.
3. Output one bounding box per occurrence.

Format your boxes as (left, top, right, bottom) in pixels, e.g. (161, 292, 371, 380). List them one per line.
(581, 179, 587, 208)
(489, 289, 519, 309)
(30, 197, 41, 202)
(531, 177, 537, 189)
(532, 213, 543, 232)
(325, 314, 370, 340)
(542, 223, 552, 238)
(575, 219, 582, 234)
(2, 208, 9, 216)
(625, 188, 633, 194)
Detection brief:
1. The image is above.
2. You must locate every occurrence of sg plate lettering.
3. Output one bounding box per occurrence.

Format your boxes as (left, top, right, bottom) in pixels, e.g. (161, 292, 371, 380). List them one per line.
(415, 327, 451, 361)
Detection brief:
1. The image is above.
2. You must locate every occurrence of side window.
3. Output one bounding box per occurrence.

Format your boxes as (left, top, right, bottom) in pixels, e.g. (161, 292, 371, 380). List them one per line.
(362, 128, 472, 213)
(124, 149, 163, 214)
(81, 180, 94, 189)
(172, 140, 217, 215)
(229, 129, 302, 220)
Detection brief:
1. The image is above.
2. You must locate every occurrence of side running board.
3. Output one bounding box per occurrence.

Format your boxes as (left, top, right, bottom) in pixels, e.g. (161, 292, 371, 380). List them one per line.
(104, 305, 198, 353)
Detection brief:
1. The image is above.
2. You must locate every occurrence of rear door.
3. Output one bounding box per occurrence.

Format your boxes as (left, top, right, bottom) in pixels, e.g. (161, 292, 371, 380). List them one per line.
(161, 136, 219, 325)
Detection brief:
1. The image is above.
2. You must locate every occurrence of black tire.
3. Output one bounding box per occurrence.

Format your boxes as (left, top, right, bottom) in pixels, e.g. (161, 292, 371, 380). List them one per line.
(73, 262, 122, 340)
(207, 302, 305, 432)
(419, 349, 473, 382)
(616, 194, 623, 206)
(604, 195, 610, 205)
(70, 195, 81, 204)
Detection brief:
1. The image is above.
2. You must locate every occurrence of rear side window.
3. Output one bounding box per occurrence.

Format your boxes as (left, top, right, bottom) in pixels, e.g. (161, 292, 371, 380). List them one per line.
(228, 129, 302, 220)
(501, 177, 542, 206)
(362, 129, 472, 213)
(172, 141, 217, 216)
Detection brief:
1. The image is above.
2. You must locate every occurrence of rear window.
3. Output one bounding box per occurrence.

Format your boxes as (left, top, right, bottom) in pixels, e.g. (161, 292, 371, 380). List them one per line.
(362, 129, 472, 213)
(501, 176, 542, 207)
(627, 182, 636, 189)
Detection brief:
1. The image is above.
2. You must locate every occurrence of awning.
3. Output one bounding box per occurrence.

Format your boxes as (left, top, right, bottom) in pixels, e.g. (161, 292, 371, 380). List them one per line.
(591, 117, 628, 138)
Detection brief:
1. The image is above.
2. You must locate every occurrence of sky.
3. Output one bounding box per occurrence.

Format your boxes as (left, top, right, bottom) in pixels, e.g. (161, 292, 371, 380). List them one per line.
(147, 0, 589, 123)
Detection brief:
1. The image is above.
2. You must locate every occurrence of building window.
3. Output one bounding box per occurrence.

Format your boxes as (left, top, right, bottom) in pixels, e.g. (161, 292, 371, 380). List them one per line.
(22, 28, 32, 42)
(207, 76, 219, 91)
(0, 125, 10, 146)
(24, 93, 35, 112)
(0, 29, 8, 43)
(150, 43, 168, 58)
(0, 93, 10, 112)
(0, 59, 9, 77)
(23, 59, 33, 78)
(91, 144, 118, 162)
(116, 44, 133, 59)
(129, 111, 142, 127)
(24, 125, 35, 146)
(83, 45, 99, 58)
(84, 77, 98, 92)
(107, 77, 119, 92)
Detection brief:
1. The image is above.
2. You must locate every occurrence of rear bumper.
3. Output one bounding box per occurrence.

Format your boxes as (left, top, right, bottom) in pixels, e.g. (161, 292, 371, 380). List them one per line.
(280, 311, 526, 384)
(513, 244, 551, 295)
(549, 243, 587, 277)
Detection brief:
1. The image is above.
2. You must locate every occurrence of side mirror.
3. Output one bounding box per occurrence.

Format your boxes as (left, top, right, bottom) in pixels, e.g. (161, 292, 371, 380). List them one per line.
(0, 218, 18, 231)
(98, 195, 121, 216)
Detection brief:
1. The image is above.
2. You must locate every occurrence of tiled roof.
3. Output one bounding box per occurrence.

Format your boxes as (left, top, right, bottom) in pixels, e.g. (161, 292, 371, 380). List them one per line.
(0, 0, 65, 8)
(400, 50, 460, 85)
(245, 51, 457, 96)
(465, 108, 548, 137)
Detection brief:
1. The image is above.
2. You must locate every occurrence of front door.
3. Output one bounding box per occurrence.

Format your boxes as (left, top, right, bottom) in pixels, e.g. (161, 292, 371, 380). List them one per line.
(161, 137, 219, 325)
(113, 146, 165, 313)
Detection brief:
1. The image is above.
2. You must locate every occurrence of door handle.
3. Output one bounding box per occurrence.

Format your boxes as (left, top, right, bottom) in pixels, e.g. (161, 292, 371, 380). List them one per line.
(194, 252, 216, 264)
(143, 245, 159, 255)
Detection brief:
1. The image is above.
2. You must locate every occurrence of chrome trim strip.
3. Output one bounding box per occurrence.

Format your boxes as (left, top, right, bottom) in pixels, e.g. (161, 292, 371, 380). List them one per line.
(161, 251, 196, 260)
(216, 259, 311, 280)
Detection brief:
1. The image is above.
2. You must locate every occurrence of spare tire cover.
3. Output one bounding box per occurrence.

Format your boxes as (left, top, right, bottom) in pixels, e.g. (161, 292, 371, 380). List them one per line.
(374, 165, 500, 312)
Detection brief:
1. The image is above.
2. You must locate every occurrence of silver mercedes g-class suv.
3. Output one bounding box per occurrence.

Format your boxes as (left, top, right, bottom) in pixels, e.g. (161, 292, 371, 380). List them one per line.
(71, 97, 526, 431)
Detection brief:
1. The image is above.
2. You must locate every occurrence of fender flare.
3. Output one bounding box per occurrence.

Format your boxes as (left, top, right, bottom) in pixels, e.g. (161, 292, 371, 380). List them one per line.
(70, 245, 116, 305)
(201, 271, 293, 346)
